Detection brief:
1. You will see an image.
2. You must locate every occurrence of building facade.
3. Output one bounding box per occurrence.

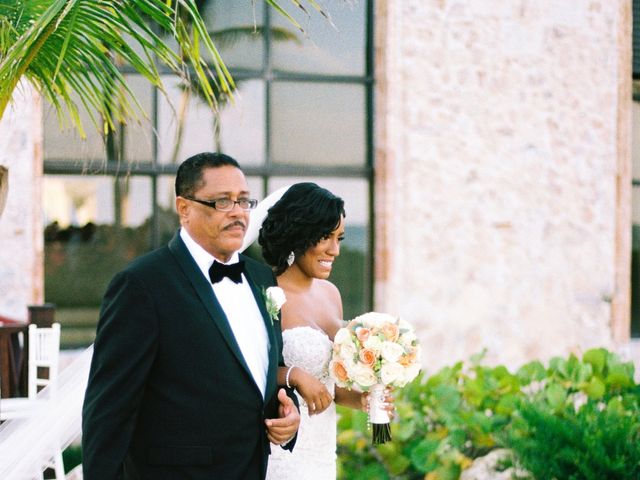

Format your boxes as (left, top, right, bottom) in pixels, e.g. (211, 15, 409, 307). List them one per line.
(1, 1, 638, 374)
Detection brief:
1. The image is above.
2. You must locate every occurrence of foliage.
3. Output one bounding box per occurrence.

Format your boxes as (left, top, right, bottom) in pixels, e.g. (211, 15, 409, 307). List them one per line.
(0, 0, 233, 135)
(505, 401, 640, 480)
(337, 348, 639, 480)
(0, 0, 331, 136)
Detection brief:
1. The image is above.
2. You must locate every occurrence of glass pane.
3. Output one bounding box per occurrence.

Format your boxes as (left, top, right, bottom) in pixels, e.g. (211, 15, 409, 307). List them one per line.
(265, 177, 370, 319)
(44, 175, 153, 348)
(122, 75, 154, 163)
(218, 80, 265, 166)
(271, 0, 366, 75)
(157, 76, 216, 164)
(632, 187, 640, 337)
(270, 82, 365, 166)
(203, 1, 264, 70)
(43, 98, 106, 164)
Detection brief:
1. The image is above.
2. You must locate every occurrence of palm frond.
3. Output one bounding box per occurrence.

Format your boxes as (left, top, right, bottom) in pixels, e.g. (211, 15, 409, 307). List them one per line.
(211, 25, 301, 50)
(0, 0, 335, 138)
(0, 0, 234, 136)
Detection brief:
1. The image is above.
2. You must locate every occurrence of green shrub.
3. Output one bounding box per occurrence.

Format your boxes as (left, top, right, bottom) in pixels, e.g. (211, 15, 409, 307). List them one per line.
(337, 348, 639, 480)
(505, 401, 640, 480)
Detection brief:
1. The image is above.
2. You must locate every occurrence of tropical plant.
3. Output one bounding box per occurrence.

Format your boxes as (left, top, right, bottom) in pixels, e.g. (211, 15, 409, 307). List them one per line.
(337, 348, 639, 479)
(0, 0, 328, 136)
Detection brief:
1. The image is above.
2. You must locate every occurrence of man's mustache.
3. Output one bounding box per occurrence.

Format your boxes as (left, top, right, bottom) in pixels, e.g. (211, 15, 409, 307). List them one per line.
(222, 221, 246, 231)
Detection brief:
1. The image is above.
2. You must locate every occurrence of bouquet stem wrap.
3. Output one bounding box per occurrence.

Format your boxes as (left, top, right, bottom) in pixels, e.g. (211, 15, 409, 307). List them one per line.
(369, 384, 391, 444)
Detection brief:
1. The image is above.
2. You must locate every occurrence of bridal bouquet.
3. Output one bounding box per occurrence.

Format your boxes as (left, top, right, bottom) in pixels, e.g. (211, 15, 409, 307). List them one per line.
(329, 312, 421, 444)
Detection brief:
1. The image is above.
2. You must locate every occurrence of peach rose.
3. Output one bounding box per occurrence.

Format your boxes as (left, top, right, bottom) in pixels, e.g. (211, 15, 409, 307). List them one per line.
(356, 327, 371, 344)
(399, 351, 416, 366)
(382, 323, 399, 342)
(358, 348, 377, 367)
(331, 359, 350, 385)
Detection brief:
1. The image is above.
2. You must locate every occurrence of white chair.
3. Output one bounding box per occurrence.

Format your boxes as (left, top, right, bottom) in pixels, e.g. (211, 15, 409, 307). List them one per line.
(0, 323, 65, 479)
(1, 323, 61, 410)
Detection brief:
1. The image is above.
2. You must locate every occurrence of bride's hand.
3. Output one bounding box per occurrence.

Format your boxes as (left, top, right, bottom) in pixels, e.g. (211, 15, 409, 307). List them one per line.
(290, 367, 333, 415)
(361, 388, 396, 418)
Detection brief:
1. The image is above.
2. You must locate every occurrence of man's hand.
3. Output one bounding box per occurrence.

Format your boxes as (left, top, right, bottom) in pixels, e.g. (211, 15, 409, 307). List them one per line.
(265, 388, 300, 445)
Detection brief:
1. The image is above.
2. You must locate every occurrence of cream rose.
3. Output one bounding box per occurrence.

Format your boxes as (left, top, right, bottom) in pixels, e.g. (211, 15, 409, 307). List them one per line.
(363, 335, 383, 354)
(380, 362, 404, 385)
(334, 327, 352, 345)
(380, 341, 404, 363)
(351, 363, 377, 388)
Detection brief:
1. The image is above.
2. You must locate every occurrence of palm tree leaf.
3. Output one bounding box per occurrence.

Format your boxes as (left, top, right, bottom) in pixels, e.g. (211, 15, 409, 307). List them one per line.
(0, 0, 232, 136)
(0, 0, 335, 137)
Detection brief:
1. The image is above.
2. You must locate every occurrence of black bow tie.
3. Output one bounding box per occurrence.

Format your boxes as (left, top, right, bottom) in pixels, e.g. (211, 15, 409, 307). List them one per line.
(209, 260, 245, 284)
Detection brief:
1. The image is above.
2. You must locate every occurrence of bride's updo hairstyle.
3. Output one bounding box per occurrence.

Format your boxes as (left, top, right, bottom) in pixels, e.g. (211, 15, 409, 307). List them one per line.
(259, 182, 345, 275)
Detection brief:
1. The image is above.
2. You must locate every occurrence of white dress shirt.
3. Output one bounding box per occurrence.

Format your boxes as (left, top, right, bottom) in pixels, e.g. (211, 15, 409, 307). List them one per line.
(180, 228, 270, 398)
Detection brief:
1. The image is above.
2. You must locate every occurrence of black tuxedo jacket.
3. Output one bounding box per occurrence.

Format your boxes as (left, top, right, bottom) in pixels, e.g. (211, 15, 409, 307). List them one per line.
(82, 232, 292, 480)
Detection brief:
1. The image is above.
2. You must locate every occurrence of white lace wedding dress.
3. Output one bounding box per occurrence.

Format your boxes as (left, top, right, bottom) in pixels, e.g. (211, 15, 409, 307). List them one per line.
(266, 326, 337, 480)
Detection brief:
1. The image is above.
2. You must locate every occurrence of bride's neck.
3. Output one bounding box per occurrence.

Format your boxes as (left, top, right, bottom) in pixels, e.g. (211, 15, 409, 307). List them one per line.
(278, 265, 313, 290)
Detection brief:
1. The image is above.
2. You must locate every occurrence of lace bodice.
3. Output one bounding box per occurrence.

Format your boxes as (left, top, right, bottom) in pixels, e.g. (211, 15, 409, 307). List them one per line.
(282, 326, 334, 396)
(266, 326, 337, 480)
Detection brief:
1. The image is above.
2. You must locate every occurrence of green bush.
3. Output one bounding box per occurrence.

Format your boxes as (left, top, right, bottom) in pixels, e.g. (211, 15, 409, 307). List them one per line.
(337, 348, 639, 480)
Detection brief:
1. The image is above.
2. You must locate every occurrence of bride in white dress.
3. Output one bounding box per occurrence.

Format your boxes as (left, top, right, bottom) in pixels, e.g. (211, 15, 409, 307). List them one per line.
(258, 183, 372, 480)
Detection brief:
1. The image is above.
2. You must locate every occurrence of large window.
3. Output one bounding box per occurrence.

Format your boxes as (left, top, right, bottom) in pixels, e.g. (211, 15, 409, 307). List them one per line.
(43, 2, 374, 348)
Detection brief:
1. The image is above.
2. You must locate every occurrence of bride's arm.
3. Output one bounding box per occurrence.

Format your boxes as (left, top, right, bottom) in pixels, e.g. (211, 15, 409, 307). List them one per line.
(277, 365, 334, 415)
(334, 387, 367, 411)
(335, 387, 396, 416)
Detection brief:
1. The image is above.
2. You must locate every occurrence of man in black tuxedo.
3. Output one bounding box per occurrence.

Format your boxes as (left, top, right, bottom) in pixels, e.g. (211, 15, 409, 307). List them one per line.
(82, 152, 300, 479)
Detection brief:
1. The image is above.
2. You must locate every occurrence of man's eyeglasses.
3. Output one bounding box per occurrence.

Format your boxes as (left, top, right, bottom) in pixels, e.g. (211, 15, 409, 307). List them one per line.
(183, 196, 258, 212)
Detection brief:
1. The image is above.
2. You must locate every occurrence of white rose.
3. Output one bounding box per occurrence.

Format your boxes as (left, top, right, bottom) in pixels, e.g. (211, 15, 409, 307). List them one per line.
(380, 362, 404, 385)
(352, 312, 395, 329)
(338, 342, 358, 364)
(380, 341, 404, 363)
(266, 286, 287, 309)
(351, 363, 378, 388)
(399, 331, 417, 347)
(363, 335, 383, 354)
(334, 327, 352, 345)
(402, 363, 421, 385)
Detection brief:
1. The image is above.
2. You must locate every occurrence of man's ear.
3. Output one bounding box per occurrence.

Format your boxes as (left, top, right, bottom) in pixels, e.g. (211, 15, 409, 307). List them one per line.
(176, 196, 189, 222)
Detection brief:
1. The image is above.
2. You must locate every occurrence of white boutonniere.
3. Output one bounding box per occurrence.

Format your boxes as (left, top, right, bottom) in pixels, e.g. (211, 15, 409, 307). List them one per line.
(263, 286, 286, 323)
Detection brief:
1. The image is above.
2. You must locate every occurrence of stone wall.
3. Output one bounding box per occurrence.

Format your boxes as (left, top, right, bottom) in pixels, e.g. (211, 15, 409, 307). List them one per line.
(0, 83, 43, 321)
(374, 1, 633, 372)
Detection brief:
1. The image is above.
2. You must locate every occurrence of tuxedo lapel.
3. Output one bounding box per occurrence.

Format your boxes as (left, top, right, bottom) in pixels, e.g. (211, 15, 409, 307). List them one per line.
(168, 234, 255, 385)
(241, 256, 279, 401)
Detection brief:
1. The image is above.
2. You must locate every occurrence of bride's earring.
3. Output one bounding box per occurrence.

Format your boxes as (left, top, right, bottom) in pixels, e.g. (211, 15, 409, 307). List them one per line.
(287, 251, 295, 267)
